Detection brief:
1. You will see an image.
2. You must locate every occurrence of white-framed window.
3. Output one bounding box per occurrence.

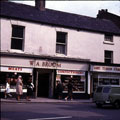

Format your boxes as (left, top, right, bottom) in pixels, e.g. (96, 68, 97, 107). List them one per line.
(11, 25, 25, 50)
(104, 34, 113, 42)
(56, 32, 67, 55)
(104, 50, 113, 64)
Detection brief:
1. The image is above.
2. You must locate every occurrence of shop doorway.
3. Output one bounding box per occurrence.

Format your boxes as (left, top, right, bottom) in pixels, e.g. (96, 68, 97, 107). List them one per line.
(37, 73, 49, 97)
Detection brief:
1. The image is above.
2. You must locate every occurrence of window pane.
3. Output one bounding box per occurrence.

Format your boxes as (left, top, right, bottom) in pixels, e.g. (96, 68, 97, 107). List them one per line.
(103, 79, 111, 85)
(105, 35, 113, 42)
(105, 59, 112, 64)
(56, 44, 65, 54)
(110, 79, 119, 85)
(103, 87, 111, 93)
(57, 32, 66, 43)
(12, 25, 24, 38)
(105, 51, 113, 64)
(105, 51, 112, 58)
(11, 38, 23, 50)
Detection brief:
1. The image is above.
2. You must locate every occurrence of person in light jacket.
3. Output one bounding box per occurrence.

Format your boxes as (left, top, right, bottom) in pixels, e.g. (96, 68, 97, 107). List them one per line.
(16, 75, 23, 100)
(4, 78, 12, 98)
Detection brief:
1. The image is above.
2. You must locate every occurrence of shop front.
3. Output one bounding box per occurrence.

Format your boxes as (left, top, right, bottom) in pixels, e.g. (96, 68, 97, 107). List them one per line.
(1, 55, 89, 99)
(0, 66, 33, 98)
(56, 70, 88, 99)
(29, 59, 89, 99)
(90, 65, 120, 94)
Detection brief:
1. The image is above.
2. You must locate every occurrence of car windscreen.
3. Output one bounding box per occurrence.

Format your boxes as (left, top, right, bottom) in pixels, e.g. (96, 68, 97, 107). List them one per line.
(96, 87, 103, 93)
(103, 87, 111, 93)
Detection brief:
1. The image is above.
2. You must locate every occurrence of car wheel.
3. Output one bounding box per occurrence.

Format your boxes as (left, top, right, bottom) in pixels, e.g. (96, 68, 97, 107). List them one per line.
(114, 101, 120, 109)
(96, 103, 102, 108)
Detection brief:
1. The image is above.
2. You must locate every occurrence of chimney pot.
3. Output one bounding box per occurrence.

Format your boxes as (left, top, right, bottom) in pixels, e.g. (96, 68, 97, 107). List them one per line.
(35, 0, 45, 11)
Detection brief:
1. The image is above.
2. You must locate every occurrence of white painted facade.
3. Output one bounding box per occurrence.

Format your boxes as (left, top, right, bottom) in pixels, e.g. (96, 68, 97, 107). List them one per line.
(1, 17, 120, 99)
(1, 18, 120, 64)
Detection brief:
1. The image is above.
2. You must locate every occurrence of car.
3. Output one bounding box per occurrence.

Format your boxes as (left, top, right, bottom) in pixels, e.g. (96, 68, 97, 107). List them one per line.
(93, 85, 120, 109)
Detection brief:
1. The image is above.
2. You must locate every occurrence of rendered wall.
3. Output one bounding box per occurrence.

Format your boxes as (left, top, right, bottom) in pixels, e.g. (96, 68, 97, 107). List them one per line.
(1, 18, 120, 63)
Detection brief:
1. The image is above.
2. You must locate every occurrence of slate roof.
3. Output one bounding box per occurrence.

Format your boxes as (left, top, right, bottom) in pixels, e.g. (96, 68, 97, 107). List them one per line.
(1, 1, 120, 35)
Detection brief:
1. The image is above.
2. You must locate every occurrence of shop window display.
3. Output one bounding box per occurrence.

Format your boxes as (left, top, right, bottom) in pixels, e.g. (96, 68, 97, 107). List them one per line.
(60, 75, 85, 93)
(99, 78, 119, 85)
(0, 72, 31, 95)
(93, 78, 120, 92)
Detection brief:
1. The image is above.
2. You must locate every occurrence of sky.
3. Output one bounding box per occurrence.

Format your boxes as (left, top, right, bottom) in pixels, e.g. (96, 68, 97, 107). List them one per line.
(12, 0, 120, 18)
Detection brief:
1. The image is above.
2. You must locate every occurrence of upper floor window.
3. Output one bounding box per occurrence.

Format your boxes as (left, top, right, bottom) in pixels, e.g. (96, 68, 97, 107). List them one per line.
(11, 25, 25, 50)
(104, 50, 113, 64)
(104, 34, 113, 42)
(56, 32, 67, 55)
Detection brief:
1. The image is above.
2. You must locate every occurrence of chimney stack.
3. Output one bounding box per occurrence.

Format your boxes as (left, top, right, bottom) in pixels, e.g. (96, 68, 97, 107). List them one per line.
(97, 9, 108, 18)
(35, 0, 45, 11)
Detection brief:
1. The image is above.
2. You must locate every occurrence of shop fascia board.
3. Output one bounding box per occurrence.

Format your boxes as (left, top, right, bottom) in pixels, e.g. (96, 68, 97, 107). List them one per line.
(90, 61, 120, 67)
(0, 52, 90, 63)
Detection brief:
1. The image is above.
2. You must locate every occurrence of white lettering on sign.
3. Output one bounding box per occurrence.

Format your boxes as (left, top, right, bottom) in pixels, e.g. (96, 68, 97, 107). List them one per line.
(57, 70, 85, 76)
(92, 66, 120, 73)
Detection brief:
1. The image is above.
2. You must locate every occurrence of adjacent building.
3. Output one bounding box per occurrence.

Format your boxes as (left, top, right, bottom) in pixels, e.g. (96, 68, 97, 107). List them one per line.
(0, 0, 120, 99)
(97, 9, 120, 29)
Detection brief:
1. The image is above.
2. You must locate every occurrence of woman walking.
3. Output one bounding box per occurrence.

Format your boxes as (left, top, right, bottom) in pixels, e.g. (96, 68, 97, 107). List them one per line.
(16, 75, 23, 100)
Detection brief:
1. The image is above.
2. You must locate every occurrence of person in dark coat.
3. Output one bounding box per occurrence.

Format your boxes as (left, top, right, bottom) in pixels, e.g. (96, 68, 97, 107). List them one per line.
(65, 80, 73, 101)
(56, 81, 63, 99)
(26, 78, 34, 101)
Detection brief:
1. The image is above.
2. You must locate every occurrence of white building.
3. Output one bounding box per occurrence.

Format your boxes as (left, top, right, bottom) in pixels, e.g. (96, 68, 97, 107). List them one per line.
(0, 0, 120, 99)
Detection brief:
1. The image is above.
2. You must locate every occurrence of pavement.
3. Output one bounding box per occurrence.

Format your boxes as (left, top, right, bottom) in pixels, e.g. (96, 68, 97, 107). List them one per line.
(1, 97, 93, 103)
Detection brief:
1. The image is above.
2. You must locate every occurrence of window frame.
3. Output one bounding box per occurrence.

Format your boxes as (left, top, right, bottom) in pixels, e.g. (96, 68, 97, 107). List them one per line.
(104, 34, 114, 45)
(56, 32, 67, 55)
(104, 50, 113, 64)
(11, 25, 25, 51)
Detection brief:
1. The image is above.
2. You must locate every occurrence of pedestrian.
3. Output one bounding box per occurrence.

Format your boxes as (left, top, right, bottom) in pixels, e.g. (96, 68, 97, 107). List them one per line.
(56, 81, 63, 99)
(16, 75, 23, 100)
(65, 80, 73, 101)
(4, 78, 12, 99)
(26, 78, 34, 101)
